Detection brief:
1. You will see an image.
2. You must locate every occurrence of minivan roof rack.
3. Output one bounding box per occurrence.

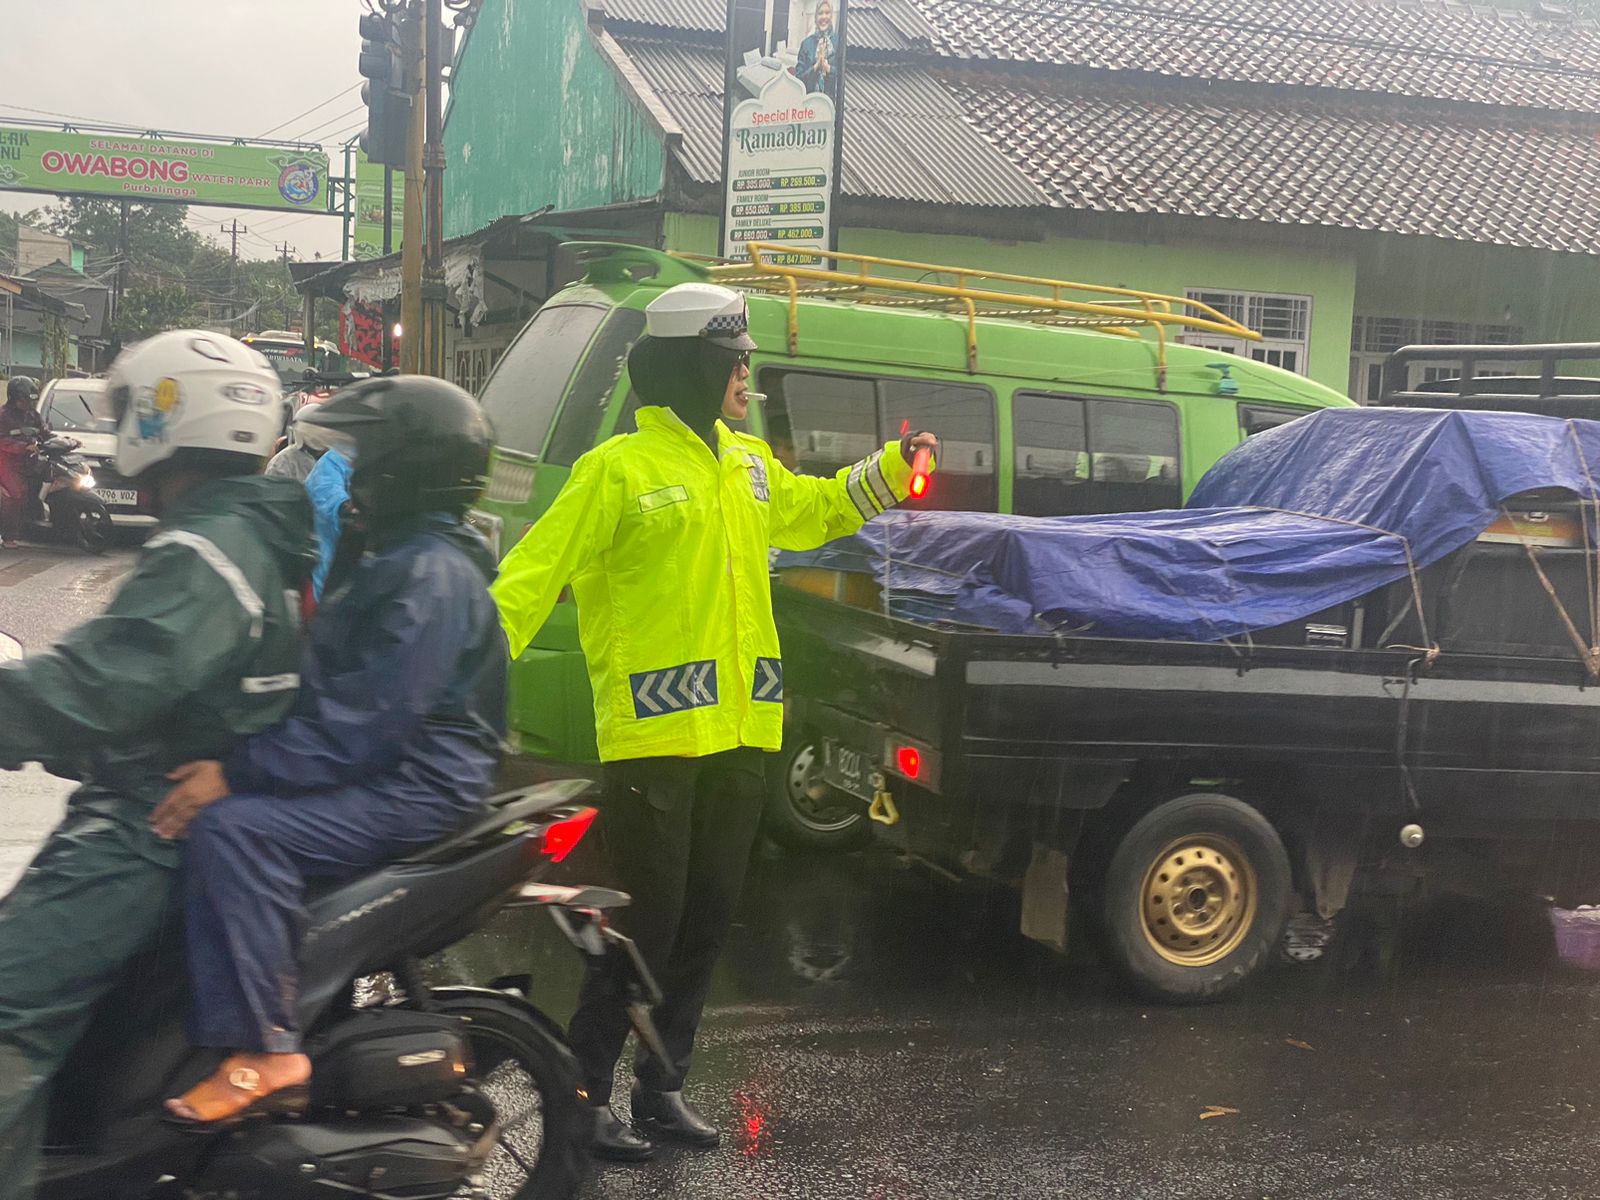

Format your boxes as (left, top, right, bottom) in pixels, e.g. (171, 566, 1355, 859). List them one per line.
(1378, 343, 1600, 418)
(682, 243, 1262, 382)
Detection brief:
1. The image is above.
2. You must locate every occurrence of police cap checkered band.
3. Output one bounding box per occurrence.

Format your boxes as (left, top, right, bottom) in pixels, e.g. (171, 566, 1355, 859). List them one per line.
(644, 283, 758, 350)
(703, 308, 748, 336)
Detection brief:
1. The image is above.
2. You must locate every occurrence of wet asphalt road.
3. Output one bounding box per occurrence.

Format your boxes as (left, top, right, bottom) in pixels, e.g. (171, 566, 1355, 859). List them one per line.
(0, 540, 138, 891)
(9, 540, 1600, 1198)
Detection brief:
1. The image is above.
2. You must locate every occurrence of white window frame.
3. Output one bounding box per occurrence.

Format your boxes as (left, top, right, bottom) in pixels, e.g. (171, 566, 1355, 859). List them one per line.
(1347, 315, 1523, 404)
(1184, 289, 1313, 377)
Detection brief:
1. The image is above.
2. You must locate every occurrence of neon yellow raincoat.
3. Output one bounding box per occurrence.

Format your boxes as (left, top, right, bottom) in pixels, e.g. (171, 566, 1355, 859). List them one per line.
(493, 405, 918, 761)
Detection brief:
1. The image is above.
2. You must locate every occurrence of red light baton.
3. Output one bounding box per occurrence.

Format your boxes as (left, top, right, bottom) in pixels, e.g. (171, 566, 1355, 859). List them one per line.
(901, 420, 932, 500)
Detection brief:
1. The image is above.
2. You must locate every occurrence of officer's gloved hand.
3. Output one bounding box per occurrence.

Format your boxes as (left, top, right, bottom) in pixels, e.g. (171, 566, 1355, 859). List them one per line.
(900, 430, 939, 465)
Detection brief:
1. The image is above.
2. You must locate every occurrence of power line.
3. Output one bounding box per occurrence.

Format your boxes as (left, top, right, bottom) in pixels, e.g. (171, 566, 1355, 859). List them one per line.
(294, 105, 366, 144)
(0, 101, 120, 124)
(256, 83, 363, 139)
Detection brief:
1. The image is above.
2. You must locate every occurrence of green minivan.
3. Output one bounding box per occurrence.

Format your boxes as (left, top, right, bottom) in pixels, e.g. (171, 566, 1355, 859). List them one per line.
(471, 242, 1353, 840)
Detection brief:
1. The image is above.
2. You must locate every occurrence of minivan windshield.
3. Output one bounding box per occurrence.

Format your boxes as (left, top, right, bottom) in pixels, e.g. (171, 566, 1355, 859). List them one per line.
(44, 384, 119, 434)
(480, 303, 608, 456)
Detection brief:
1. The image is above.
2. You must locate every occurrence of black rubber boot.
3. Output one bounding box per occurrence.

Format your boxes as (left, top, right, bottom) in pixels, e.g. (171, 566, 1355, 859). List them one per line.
(630, 1084, 721, 1149)
(591, 1104, 655, 1161)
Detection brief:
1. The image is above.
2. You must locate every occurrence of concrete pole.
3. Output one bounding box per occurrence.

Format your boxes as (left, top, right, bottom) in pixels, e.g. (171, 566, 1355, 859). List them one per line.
(399, 2, 426, 376)
(421, 0, 447, 379)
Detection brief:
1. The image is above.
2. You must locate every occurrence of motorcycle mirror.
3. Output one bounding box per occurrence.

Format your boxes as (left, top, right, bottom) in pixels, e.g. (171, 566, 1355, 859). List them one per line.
(0, 633, 21, 663)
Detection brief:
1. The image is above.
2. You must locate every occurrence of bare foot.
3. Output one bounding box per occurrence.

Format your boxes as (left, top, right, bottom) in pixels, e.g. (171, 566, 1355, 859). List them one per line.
(165, 1052, 312, 1124)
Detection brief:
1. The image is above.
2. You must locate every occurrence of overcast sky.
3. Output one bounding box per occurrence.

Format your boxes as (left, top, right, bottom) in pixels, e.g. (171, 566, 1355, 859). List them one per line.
(4, 0, 365, 263)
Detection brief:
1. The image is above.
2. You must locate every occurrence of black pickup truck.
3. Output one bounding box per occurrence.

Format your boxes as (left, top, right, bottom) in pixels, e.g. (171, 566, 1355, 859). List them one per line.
(772, 494, 1600, 1003)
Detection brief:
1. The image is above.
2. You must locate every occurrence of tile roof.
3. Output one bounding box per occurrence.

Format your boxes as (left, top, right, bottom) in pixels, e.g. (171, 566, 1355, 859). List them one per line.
(950, 77, 1600, 251)
(615, 34, 1600, 252)
(919, 0, 1600, 113)
(605, 0, 936, 49)
(607, 0, 1600, 113)
(618, 37, 1049, 205)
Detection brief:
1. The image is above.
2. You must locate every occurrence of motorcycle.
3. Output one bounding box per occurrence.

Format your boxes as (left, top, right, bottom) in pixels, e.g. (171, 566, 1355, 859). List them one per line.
(1, 432, 114, 554)
(39, 778, 664, 1200)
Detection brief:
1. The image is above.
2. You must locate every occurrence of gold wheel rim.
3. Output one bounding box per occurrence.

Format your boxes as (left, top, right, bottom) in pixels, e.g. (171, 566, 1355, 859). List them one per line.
(1139, 834, 1258, 967)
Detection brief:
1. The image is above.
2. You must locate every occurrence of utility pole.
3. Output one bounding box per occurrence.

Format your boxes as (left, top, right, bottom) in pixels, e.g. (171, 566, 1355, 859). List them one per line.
(221, 218, 247, 327)
(382, 163, 395, 371)
(113, 200, 130, 354)
(399, 5, 425, 376)
(276, 241, 295, 329)
(421, 0, 447, 379)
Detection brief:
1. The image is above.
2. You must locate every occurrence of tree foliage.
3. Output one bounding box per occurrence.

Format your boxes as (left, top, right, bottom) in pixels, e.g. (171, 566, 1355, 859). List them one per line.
(5, 199, 297, 345)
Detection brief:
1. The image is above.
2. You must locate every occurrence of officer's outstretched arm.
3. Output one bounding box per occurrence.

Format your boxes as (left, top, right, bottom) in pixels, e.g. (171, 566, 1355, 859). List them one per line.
(767, 439, 917, 551)
(492, 447, 623, 658)
(0, 542, 255, 764)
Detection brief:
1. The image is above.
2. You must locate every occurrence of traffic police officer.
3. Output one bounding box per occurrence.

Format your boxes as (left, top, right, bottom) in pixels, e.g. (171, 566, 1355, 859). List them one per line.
(493, 281, 937, 1159)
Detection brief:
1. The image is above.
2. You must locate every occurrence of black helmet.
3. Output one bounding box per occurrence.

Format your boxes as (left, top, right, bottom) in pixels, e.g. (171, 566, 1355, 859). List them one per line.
(299, 374, 493, 522)
(6, 377, 36, 406)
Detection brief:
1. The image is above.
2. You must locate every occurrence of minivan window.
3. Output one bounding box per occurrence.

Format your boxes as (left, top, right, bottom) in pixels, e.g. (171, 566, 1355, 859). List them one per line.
(880, 379, 997, 512)
(479, 304, 607, 457)
(1239, 403, 1304, 437)
(761, 369, 998, 511)
(543, 308, 647, 467)
(1013, 393, 1180, 516)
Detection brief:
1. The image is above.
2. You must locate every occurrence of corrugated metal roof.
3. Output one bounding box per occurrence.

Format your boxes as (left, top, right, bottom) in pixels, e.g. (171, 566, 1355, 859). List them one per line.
(604, 0, 723, 34)
(617, 37, 1048, 205)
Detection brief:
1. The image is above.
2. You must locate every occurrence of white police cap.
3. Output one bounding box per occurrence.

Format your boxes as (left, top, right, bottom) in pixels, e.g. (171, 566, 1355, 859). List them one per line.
(643, 282, 757, 351)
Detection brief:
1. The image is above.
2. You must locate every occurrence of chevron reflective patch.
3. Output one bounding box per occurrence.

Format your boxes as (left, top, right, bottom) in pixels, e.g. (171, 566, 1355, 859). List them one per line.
(752, 656, 783, 702)
(630, 660, 719, 719)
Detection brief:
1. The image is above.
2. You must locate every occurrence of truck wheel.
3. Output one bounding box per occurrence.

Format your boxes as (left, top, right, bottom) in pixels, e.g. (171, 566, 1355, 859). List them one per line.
(762, 735, 869, 853)
(1100, 793, 1291, 1003)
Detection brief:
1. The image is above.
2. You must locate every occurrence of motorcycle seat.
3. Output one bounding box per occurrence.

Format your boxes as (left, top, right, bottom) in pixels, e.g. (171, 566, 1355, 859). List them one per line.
(298, 778, 597, 908)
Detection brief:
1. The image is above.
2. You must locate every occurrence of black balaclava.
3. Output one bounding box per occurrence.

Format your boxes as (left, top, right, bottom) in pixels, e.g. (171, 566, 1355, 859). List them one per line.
(628, 335, 743, 450)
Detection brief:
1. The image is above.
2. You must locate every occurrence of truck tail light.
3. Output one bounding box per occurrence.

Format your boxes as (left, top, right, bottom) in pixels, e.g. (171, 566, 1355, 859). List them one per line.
(895, 745, 921, 779)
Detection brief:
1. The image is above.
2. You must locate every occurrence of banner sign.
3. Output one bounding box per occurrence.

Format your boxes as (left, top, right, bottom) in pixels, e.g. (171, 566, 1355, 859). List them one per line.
(0, 125, 330, 214)
(352, 150, 403, 260)
(720, 0, 844, 264)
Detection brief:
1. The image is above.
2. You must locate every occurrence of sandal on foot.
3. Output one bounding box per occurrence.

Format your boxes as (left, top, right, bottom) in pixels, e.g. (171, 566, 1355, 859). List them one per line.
(164, 1060, 310, 1130)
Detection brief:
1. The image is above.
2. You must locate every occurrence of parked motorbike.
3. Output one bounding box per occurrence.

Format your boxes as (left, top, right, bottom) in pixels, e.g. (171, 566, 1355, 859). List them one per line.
(2, 431, 114, 553)
(39, 778, 662, 1200)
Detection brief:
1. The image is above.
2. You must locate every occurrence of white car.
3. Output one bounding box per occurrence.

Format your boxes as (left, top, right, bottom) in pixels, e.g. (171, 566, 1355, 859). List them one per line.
(36, 378, 155, 528)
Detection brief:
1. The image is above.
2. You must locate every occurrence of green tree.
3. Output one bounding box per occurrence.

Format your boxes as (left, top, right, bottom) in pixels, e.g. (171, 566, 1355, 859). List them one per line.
(34, 197, 201, 279)
(115, 282, 197, 340)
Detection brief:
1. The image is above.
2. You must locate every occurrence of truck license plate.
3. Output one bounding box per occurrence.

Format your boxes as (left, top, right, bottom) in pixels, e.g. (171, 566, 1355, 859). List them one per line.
(821, 738, 873, 801)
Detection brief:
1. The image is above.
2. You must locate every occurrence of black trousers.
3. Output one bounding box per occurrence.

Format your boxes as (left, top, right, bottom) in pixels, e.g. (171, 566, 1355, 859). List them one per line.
(567, 748, 765, 1105)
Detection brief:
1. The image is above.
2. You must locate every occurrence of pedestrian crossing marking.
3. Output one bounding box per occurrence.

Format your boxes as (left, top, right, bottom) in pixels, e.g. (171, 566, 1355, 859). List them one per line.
(752, 656, 783, 702)
(630, 659, 719, 719)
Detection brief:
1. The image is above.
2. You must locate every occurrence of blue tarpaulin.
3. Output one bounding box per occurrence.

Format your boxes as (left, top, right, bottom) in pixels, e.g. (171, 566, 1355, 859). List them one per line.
(777, 408, 1600, 641)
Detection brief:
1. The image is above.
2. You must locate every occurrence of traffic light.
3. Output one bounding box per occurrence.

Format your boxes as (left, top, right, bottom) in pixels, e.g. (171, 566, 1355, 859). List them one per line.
(358, 11, 410, 169)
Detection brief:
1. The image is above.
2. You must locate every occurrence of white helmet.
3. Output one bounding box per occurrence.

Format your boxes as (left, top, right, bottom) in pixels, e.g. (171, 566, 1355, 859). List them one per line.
(644, 282, 757, 350)
(108, 330, 283, 478)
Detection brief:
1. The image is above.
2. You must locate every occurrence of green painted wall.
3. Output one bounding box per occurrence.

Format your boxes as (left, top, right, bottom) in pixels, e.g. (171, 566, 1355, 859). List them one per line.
(663, 213, 1358, 394)
(1354, 237, 1600, 343)
(443, 0, 666, 238)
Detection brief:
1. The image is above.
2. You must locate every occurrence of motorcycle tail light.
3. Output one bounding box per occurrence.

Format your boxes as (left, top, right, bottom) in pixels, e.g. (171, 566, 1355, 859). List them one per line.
(540, 806, 598, 863)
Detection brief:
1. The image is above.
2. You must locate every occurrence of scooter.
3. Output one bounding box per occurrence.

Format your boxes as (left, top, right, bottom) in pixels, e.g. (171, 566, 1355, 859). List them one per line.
(38, 778, 664, 1200)
(2, 431, 114, 554)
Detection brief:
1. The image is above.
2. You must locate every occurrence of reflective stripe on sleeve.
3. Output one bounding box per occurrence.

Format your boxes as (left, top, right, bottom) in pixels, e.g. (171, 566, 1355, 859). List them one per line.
(144, 529, 265, 638)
